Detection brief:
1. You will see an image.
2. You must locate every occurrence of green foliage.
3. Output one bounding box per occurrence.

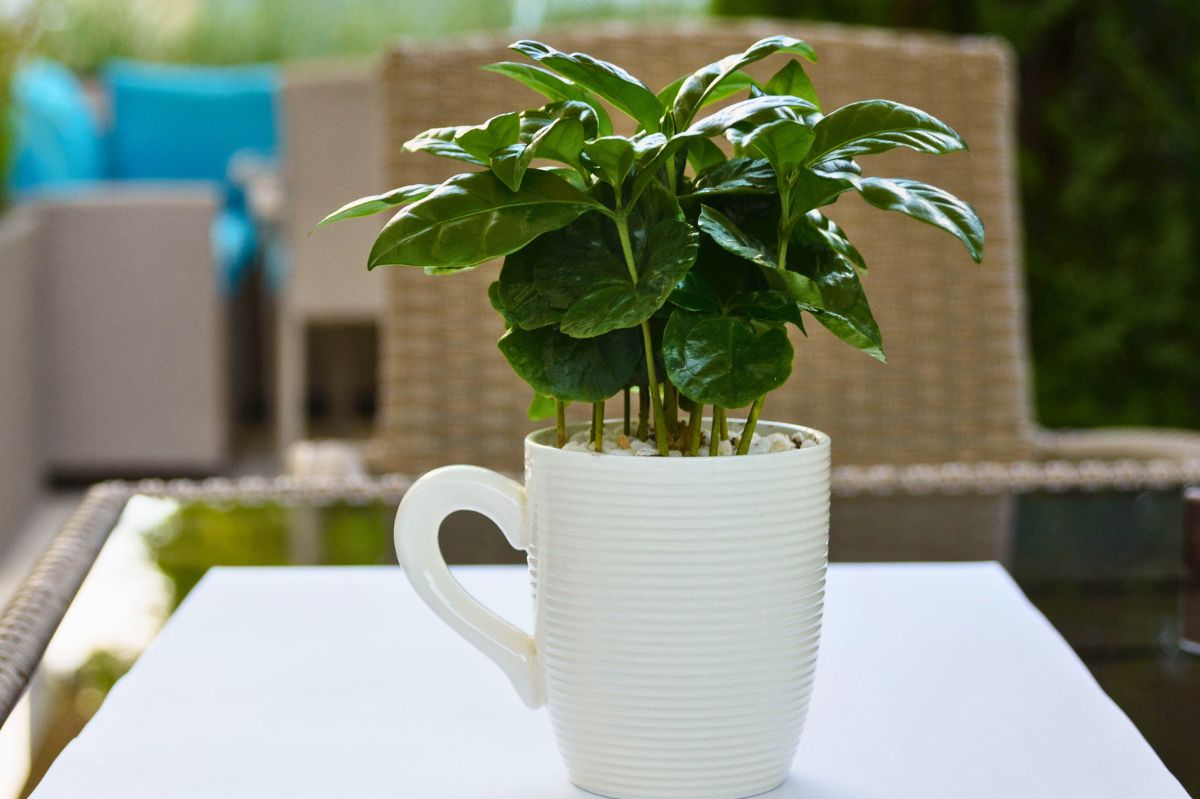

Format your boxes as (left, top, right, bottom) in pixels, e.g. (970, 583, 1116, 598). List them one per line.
(0, 6, 38, 211)
(713, 0, 1200, 429)
(324, 35, 983, 453)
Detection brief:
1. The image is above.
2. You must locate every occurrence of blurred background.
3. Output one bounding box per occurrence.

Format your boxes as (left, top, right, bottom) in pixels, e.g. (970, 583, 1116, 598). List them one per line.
(0, 0, 1197, 796)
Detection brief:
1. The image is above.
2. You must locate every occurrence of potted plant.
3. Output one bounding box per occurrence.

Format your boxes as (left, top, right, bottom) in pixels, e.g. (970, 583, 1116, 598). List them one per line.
(322, 35, 982, 799)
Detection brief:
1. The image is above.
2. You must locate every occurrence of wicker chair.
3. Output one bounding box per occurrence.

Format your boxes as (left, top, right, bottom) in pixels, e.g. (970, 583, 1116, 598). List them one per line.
(274, 62, 387, 449)
(364, 20, 1200, 561)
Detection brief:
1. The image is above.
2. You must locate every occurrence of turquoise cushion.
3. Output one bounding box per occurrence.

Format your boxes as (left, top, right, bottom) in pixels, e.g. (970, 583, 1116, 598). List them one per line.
(9, 60, 105, 191)
(103, 60, 279, 181)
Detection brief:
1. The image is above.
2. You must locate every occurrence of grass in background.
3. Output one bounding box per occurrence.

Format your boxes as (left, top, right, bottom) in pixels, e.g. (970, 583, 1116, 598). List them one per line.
(33, 0, 706, 72)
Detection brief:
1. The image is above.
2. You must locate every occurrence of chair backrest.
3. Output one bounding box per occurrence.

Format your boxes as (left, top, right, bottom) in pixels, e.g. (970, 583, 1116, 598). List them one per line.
(374, 20, 1036, 473)
(280, 62, 387, 317)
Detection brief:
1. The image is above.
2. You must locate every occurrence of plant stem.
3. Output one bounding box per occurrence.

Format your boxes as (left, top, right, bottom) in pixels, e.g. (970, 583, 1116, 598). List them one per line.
(777, 184, 792, 269)
(592, 401, 604, 452)
(688, 403, 704, 456)
(709, 407, 723, 456)
(637, 382, 649, 440)
(720, 410, 729, 441)
(623, 387, 631, 436)
(614, 212, 669, 455)
(555, 399, 566, 448)
(664, 381, 678, 435)
(736, 396, 765, 455)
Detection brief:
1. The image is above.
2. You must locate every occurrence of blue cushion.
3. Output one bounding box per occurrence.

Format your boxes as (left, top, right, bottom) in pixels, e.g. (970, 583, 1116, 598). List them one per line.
(212, 206, 258, 298)
(9, 60, 105, 191)
(103, 60, 279, 181)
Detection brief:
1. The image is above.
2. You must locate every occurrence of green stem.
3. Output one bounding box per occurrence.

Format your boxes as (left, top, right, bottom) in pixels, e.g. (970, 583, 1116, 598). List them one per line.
(623, 387, 631, 436)
(777, 183, 792, 269)
(555, 399, 566, 448)
(614, 212, 669, 455)
(736, 396, 765, 455)
(592, 402, 604, 452)
(720, 410, 729, 442)
(709, 407, 723, 456)
(688, 403, 704, 456)
(664, 382, 679, 435)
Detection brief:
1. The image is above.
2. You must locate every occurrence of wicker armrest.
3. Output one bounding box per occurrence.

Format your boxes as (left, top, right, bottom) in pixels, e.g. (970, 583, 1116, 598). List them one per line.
(1032, 427, 1200, 462)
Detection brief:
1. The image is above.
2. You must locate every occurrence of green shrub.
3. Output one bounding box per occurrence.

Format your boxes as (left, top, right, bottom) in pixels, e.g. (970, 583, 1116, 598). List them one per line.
(714, 0, 1200, 429)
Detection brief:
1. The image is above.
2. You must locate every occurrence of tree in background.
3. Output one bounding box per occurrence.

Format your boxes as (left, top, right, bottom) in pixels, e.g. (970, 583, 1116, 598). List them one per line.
(715, 0, 1200, 429)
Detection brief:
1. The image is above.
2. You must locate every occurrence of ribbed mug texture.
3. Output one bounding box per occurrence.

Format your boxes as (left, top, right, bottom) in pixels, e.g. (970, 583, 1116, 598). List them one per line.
(525, 422, 831, 799)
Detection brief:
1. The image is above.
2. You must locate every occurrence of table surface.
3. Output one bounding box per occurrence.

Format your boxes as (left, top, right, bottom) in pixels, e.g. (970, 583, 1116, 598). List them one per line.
(30, 563, 1189, 798)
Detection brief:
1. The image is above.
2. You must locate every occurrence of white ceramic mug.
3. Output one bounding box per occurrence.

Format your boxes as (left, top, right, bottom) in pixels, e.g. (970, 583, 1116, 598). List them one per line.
(394, 421, 831, 799)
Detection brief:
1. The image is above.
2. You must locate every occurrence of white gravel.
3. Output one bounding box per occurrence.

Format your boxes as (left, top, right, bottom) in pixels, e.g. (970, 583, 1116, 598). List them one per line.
(560, 426, 819, 456)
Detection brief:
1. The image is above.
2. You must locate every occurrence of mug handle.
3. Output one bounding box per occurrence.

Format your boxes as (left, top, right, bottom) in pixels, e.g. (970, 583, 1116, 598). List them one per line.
(393, 465, 544, 708)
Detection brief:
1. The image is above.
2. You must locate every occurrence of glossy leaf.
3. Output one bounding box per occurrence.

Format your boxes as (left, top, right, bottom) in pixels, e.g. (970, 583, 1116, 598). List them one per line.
(559, 217, 698, 337)
(582, 136, 636, 186)
(314, 184, 437, 229)
(510, 40, 662, 132)
(456, 112, 522, 160)
(498, 325, 641, 402)
(663, 311, 793, 408)
(805, 211, 866, 272)
(807, 100, 966, 164)
(483, 62, 613, 136)
(696, 205, 778, 270)
(763, 59, 819, 109)
(402, 129, 485, 165)
(788, 167, 853, 216)
(728, 289, 804, 326)
(686, 95, 818, 138)
(685, 137, 727, 173)
(847, 176, 984, 262)
(672, 35, 816, 129)
(669, 270, 722, 313)
(487, 280, 516, 326)
(491, 117, 586, 191)
(684, 158, 775, 199)
(519, 100, 600, 142)
(781, 224, 885, 360)
(658, 70, 757, 118)
(743, 118, 815, 178)
(368, 170, 604, 270)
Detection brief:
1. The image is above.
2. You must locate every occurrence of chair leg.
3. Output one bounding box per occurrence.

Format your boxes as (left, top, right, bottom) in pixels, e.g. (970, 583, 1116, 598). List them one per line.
(276, 311, 305, 454)
(1182, 487, 1200, 655)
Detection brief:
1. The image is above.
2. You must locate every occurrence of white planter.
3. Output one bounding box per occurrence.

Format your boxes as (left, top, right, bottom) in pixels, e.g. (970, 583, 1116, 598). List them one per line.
(395, 420, 831, 799)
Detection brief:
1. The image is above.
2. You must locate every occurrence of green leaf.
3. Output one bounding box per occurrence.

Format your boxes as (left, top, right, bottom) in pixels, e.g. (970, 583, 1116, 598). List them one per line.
(764, 59, 820, 110)
(663, 311, 793, 408)
(669, 270, 722, 313)
(402, 130, 486, 165)
(780, 223, 885, 360)
(498, 325, 640, 402)
(483, 62, 613, 135)
(672, 35, 816, 130)
(743, 118, 815, 178)
(519, 100, 600, 142)
(559, 217, 698, 337)
(686, 95, 818, 138)
(805, 210, 866, 272)
(728, 289, 804, 326)
(491, 117, 587, 191)
(582, 136, 636, 186)
(314, 184, 437, 230)
(487, 280, 516, 326)
(696, 205, 778, 269)
(368, 170, 605, 270)
(527, 391, 557, 420)
(685, 137, 727, 173)
(658, 70, 757, 118)
(788, 167, 854, 215)
(456, 112, 521, 161)
(510, 40, 662, 132)
(807, 100, 966, 164)
(846, 176, 984, 262)
(684, 158, 776, 199)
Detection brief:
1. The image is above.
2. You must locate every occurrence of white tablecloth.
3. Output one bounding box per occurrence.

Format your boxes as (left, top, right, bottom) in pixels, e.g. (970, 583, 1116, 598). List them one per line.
(31, 564, 1188, 798)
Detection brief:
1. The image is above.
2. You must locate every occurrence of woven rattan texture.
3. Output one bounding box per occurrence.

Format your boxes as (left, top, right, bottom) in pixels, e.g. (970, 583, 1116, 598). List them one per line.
(375, 21, 1030, 474)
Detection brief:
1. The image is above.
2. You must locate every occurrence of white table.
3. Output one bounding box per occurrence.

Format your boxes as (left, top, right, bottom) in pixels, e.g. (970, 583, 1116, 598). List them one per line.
(31, 564, 1188, 798)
